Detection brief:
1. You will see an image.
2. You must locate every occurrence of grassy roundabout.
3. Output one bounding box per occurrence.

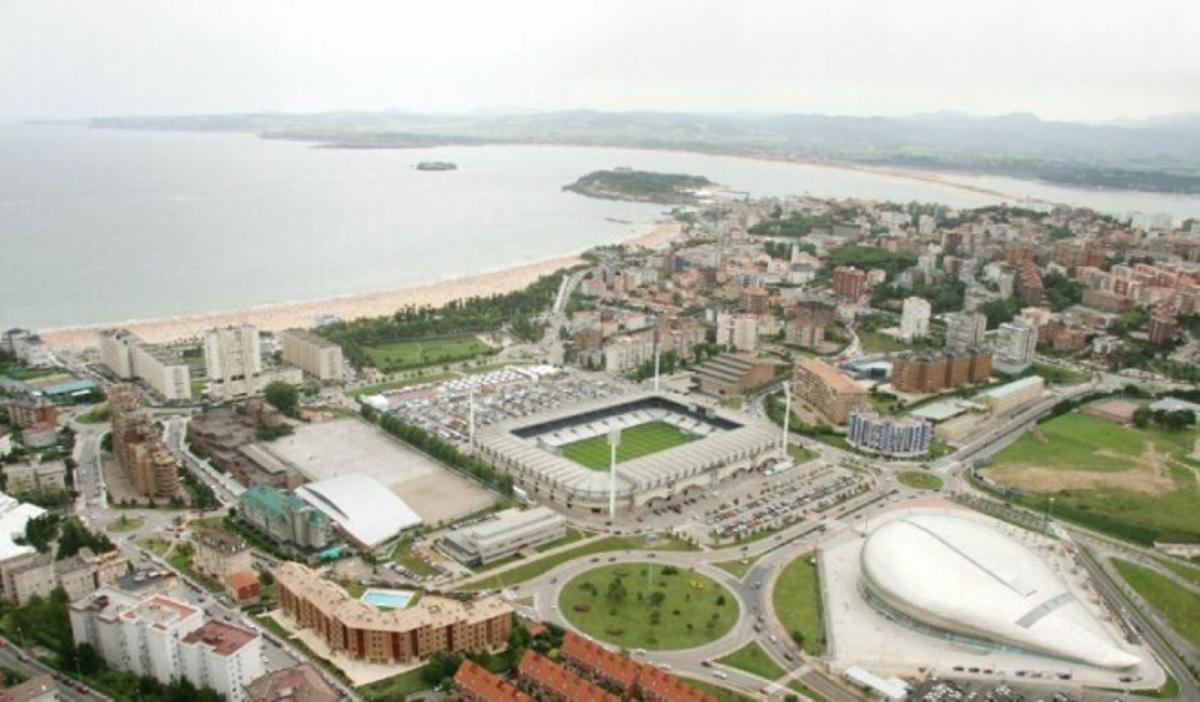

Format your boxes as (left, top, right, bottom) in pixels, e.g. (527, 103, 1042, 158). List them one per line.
(772, 552, 826, 655)
(897, 470, 943, 491)
(560, 421, 698, 470)
(560, 562, 739, 650)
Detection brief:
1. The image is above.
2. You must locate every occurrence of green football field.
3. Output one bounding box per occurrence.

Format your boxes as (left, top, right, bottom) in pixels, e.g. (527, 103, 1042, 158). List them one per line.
(559, 421, 698, 470)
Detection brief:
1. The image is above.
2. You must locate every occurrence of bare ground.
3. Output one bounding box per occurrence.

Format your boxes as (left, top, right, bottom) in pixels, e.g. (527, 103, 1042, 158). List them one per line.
(982, 441, 1178, 495)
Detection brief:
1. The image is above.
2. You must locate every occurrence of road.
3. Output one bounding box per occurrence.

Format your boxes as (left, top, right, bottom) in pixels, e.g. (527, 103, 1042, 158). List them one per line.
(0, 640, 103, 701)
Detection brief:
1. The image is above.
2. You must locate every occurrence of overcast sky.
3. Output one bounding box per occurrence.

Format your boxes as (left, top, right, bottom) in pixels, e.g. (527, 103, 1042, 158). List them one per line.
(2, 0, 1197, 122)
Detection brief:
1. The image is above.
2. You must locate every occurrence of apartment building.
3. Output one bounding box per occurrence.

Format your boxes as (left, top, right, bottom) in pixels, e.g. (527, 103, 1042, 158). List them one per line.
(715, 311, 758, 352)
(899, 296, 932, 341)
(109, 384, 181, 499)
(791, 357, 868, 424)
(7, 396, 58, 430)
(944, 311, 987, 351)
(70, 590, 262, 702)
(278, 329, 345, 382)
(237, 486, 333, 552)
(847, 410, 932, 457)
(275, 562, 512, 664)
(832, 266, 866, 299)
(205, 325, 263, 402)
(891, 349, 992, 393)
(193, 529, 254, 581)
(993, 321, 1038, 374)
(2, 459, 67, 497)
(99, 330, 194, 402)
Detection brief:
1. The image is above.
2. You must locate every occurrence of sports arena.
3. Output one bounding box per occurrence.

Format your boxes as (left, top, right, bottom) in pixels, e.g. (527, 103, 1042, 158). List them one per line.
(475, 391, 781, 511)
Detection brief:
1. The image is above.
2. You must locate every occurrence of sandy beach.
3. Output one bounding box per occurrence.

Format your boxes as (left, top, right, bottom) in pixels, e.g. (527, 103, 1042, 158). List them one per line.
(38, 220, 683, 349)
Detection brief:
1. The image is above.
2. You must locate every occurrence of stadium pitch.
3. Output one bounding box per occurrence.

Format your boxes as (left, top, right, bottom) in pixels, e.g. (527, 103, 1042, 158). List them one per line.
(559, 421, 698, 470)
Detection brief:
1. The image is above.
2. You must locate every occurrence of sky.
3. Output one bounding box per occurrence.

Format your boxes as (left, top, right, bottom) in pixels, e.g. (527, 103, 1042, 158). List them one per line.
(2, 0, 1198, 122)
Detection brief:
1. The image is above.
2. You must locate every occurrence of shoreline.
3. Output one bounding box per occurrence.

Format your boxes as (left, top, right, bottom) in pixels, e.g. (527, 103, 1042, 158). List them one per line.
(37, 220, 682, 349)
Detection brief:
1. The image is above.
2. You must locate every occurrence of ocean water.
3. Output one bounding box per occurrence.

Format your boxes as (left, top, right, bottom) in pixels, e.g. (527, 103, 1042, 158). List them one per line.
(2, 124, 1197, 329)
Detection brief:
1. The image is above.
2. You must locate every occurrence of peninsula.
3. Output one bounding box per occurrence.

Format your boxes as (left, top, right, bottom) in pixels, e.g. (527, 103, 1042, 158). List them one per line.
(563, 168, 713, 204)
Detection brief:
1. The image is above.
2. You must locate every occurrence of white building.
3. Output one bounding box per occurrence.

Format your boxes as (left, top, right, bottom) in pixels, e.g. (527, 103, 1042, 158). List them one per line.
(716, 311, 758, 352)
(278, 329, 345, 382)
(2, 329, 52, 367)
(899, 297, 931, 342)
(993, 321, 1038, 373)
(204, 325, 263, 402)
(440, 507, 567, 566)
(603, 334, 655, 374)
(295, 473, 422, 551)
(977, 375, 1045, 415)
(100, 330, 193, 402)
(70, 591, 262, 702)
(944, 311, 988, 351)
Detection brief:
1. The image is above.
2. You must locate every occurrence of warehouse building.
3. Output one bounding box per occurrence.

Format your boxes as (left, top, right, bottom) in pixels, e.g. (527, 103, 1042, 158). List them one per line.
(440, 507, 567, 566)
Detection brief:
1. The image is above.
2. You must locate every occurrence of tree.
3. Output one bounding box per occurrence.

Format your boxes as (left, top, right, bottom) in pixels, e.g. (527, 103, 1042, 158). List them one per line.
(263, 381, 299, 417)
(422, 652, 463, 685)
(648, 591, 666, 607)
(1132, 405, 1151, 428)
(607, 577, 628, 605)
(21, 513, 61, 553)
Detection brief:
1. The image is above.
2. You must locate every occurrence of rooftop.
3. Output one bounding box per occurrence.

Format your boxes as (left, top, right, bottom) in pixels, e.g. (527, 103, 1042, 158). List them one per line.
(454, 660, 532, 702)
(182, 619, 259, 656)
(295, 473, 422, 548)
(794, 357, 864, 394)
(245, 664, 340, 702)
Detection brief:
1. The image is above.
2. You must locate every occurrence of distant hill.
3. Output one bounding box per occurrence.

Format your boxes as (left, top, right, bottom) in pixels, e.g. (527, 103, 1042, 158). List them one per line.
(86, 109, 1200, 194)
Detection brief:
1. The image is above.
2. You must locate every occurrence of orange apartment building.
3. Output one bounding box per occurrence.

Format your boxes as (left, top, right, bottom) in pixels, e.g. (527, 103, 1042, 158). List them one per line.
(275, 562, 512, 664)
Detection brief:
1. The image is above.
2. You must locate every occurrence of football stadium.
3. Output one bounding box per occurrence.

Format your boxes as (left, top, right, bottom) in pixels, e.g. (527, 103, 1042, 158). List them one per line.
(475, 391, 781, 511)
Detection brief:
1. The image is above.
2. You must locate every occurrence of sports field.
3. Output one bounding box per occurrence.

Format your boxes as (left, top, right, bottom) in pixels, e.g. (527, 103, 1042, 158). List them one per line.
(559, 421, 698, 470)
(362, 336, 490, 372)
(982, 411, 1200, 544)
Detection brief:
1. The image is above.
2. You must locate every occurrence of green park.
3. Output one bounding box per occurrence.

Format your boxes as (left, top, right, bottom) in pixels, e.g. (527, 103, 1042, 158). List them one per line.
(559, 563, 738, 650)
(362, 335, 491, 372)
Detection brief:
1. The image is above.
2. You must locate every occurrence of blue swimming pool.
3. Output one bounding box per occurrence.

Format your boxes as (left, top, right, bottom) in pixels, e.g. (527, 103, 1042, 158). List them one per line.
(360, 588, 415, 609)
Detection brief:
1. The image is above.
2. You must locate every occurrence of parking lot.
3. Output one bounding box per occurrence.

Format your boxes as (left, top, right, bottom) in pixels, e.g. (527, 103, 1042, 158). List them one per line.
(705, 468, 863, 541)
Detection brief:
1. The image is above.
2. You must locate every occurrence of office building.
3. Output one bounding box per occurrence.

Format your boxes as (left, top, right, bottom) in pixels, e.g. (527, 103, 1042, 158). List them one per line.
(440, 507, 566, 566)
(791, 358, 868, 424)
(978, 376, 1045, 415)
(833, 266, 867, 299)
(204, 325, 263, 402)
(275, 561, 513, 664)
(715, 312, 758, 352)
(847, 411, 931, 456)
(993, 321, 1038, 374)
(237, 486, 333, 552)
(945, 311, 988, 351)
(278, 329, 344, 382)
(899, 297, 932, 341)
(891, 349, 992, 394)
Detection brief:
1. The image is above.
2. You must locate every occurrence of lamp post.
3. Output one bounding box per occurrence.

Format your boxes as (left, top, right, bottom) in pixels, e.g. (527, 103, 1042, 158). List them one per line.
(609, 428, 621, 520)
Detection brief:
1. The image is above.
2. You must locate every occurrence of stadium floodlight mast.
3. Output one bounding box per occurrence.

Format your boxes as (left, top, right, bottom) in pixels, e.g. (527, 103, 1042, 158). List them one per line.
(653, 346, 661, 392)
(608, 428, 621, 519)
(468, 387, 476, 449)
(781, 380, 791, 452)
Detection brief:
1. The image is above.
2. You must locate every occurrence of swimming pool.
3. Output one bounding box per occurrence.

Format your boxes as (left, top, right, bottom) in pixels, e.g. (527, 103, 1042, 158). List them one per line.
(360, 588, 415, 609)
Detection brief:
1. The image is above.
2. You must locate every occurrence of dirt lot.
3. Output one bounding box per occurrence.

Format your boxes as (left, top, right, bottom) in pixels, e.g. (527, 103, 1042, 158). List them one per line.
(982, 442, 1179, 496)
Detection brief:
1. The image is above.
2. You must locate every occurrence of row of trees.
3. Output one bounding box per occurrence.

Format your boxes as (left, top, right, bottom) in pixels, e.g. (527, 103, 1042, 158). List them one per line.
(317, 272, 567, 367)
(19, 514, 116, 559)
(367, 407, 514, 495)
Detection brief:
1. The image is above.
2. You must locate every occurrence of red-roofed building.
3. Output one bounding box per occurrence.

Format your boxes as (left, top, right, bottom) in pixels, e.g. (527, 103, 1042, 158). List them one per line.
(225, 569, 262, 602)
(636, 664, 718, 702)
(561, 631, 641, 690)
(245, 663, 340, 702)
(516, 650, 619, 702)
(455, 659, 533, 702)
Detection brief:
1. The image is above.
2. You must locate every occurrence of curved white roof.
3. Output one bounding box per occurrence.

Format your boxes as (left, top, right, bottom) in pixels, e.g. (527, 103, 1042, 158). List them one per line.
(296, 473, 421, 549)
(861, 514, 1139, 670)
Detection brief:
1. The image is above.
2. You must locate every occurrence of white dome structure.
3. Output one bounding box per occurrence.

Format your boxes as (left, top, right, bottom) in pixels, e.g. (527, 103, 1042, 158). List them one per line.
(861, 514, 1140, 670)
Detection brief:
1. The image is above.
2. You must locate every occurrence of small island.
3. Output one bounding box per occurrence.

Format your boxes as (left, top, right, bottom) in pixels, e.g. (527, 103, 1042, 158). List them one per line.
(564, 167, 713, 204)
(416, 161, 458, 171)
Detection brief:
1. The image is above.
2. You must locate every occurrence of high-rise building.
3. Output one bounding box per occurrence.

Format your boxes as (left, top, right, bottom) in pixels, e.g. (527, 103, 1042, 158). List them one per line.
(715, 312, 758, 352)
(847, 411, 932, 456)
(993, 321, 1038, 373)
(109, 384, 181, 499)
(204, 325, 263, 402)
(832, 266, 867, 300)
(99, 329, 192, 402)
(278, 329, 344, 382)
(891, 349, 992, 393)
(741, 287, 769, 315)
(899, 297, 932, 341)
(945, 311, 987, 351)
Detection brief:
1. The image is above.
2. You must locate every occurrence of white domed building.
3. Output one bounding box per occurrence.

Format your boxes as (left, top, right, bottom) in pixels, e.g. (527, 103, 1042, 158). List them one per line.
(860, 514, 1139, 670)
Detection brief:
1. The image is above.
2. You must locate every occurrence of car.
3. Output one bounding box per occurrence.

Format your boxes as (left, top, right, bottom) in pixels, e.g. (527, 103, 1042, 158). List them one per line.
(712, 671, 728, 680)
(783, 653, 794, 662)
(700, 660, 712, 668)
(754, 581, 763, 589)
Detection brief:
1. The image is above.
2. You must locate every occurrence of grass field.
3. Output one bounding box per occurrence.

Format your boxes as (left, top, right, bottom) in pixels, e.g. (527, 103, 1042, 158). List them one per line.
(714, 553, 763, 579)
(559, 421, 699, 470)
(716, 642, 786, 680)
(1113, 560, 1200, 646)
(467, 533, 698, 590)
(560, 562, 738, 650)
(678, 677, 755, 702)
(897, 470, 943, 491)
(771, 552, 826, 655)
(1030, 362, 1090, 386)
(857, 329, 912, 354)
(788, 443, 819, 465)
(983, 412, 1200, 544)
(362, 336, 490, 372)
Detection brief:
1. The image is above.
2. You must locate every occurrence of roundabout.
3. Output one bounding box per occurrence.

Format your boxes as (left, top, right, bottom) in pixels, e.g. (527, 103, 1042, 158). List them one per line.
(559, 561, 740, 650)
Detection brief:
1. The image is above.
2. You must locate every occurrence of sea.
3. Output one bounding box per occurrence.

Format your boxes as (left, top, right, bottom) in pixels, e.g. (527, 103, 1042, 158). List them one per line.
(2, 124, 1199, 330)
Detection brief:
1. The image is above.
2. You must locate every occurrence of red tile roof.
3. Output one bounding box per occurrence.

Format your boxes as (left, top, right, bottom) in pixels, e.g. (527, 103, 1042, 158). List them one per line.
(517, 650, 618, 702)
(562, 630, 641, 689)
(454, 660, 532, 702)
(637, 664, 719, 702)
(181, 619, 258, 656)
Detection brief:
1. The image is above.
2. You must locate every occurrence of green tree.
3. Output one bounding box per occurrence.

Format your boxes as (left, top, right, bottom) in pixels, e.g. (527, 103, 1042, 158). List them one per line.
(21, 513, 61, 553)
(607, 577, 628, 605)
(263, 382, 299, 417)
(1132, 405, 1151, 428)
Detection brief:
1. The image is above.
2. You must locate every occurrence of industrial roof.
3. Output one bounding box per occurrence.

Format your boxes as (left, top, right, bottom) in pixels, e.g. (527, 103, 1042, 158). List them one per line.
(0, 494, 46, 561)
(978, 375, 1045, 400)
(861, 514, 1140, 670)
(295, 473, 421, 548)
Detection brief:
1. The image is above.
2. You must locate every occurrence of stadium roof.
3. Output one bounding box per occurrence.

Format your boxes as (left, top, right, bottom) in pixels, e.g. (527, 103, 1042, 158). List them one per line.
(296, 473, 421, 548)
(861, 514, 1140, 670)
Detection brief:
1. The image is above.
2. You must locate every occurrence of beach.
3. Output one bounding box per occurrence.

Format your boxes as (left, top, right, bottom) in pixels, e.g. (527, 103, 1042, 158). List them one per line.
(37, 220, 682, 349)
